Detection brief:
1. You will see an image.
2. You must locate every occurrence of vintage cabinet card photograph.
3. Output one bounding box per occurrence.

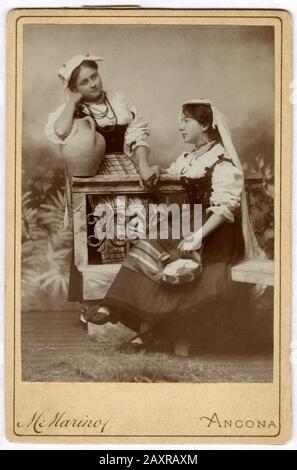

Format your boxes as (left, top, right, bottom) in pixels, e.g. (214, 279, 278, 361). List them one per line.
(5, 8, 292, 444)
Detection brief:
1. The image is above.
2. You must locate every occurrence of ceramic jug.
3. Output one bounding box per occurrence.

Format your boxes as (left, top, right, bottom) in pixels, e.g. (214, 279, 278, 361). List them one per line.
(60, 116, 106, 177)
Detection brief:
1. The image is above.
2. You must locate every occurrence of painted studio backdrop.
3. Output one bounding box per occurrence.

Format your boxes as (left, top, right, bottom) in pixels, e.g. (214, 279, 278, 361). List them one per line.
(22, 24, 275, 311)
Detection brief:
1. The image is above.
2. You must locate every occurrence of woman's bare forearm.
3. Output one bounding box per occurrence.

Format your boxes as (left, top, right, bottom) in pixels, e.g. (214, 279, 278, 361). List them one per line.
(179, 213, 226, 252)
(54, 101, 76, 139)
(133, 146, 160, 187)
(133, 146, 150, 171)
(202, 213, 225, 239)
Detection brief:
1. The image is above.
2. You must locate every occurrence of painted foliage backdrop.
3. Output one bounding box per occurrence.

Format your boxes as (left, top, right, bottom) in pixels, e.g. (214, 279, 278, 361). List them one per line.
(22, 24, 275, 310)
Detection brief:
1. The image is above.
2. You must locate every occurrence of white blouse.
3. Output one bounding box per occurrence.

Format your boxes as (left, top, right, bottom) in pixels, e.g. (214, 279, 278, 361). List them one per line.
(167, 142, 244, 223)
(45, 90, 150, 156)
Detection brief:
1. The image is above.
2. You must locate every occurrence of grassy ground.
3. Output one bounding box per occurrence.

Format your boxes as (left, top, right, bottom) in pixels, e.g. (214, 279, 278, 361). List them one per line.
(21, 309, 273, 383)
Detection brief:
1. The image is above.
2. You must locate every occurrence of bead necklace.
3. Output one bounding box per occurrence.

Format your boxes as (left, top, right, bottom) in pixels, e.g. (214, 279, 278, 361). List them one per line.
(179, 141, 216, 176)
(84, 93, 118, 132)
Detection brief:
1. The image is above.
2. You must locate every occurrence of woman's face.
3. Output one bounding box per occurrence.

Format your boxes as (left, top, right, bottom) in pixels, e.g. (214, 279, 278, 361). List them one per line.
(75, 66, 103, 101)
(179, 114, 207, 145)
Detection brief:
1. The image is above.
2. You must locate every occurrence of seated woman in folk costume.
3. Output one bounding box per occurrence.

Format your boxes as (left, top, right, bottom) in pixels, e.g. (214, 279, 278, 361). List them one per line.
(91, 98, 266, 356)
(45, 54, 159, 312)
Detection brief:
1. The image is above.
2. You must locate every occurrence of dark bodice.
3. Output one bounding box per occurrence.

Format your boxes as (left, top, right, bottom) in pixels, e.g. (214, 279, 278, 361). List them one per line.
(180, 154, 234, 207)
(99, 124, 128, 154)
(75, 105, 128, 153)
(180, 154, 245, 265)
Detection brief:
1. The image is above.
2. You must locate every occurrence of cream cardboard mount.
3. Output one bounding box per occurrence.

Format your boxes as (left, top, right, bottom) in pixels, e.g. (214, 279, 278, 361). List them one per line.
(5, 8, 292, 444)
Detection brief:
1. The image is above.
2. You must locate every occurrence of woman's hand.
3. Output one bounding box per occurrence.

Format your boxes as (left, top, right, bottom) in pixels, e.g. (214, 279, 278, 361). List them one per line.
(65, 88, 83, 106)
(178, 231, 202, 254)
(177, 241, 201, 263)
(54, 89, 83, 140)
(139, 164, 160, 189)
(178, 213, 226, 256)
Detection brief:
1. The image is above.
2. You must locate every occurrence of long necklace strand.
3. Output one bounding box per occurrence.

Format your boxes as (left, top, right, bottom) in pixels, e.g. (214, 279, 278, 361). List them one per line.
(84, 94, 118, 132)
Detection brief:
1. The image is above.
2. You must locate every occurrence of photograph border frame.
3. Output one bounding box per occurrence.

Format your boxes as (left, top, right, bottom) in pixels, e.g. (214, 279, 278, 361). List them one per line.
(5, 7, 292, 444)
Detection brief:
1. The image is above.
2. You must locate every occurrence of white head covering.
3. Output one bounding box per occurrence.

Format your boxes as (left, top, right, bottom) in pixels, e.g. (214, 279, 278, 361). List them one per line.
(181, 98, 266, 262)
(57, 54, 104, 89)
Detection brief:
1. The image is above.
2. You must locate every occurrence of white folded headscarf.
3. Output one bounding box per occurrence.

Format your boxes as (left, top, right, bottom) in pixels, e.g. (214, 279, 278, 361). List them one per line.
(181, 98, 266, 262)
(57, 54, 104, 89)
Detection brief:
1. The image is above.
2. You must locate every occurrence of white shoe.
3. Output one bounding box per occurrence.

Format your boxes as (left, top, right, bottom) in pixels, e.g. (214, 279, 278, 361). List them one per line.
(97, 306, 111, 316)
(80, 313, 87, 324)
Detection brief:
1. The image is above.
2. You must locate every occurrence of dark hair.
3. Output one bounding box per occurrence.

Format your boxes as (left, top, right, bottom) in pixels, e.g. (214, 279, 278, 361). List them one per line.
(182, 103, 221, 143)
(68, 60, 98, 91)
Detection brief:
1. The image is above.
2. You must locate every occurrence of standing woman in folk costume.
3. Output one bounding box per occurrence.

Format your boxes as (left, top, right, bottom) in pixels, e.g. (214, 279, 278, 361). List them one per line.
(45, 54, 159, 311)
(98, 99, 266, 355)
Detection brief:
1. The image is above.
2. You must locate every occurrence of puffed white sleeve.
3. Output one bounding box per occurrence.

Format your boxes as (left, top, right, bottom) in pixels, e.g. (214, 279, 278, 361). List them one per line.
(45, 103, 78, 145)
(123, 99, 150, 156)
(206, 162, 244, 222)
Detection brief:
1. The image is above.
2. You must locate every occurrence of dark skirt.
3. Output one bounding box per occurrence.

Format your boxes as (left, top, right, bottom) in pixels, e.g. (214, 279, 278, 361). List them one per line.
(68, 254, 83, 302)
(104, 261, 231, 321)
(103, 209, 245, 328)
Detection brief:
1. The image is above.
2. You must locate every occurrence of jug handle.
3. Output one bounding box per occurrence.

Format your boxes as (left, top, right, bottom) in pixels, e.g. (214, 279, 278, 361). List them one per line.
(82, 115, 96, 142)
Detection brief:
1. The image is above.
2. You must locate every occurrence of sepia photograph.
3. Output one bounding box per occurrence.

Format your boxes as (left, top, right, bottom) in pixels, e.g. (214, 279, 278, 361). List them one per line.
(5, 8, 291, 443)
(21, 21, 275, 383)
